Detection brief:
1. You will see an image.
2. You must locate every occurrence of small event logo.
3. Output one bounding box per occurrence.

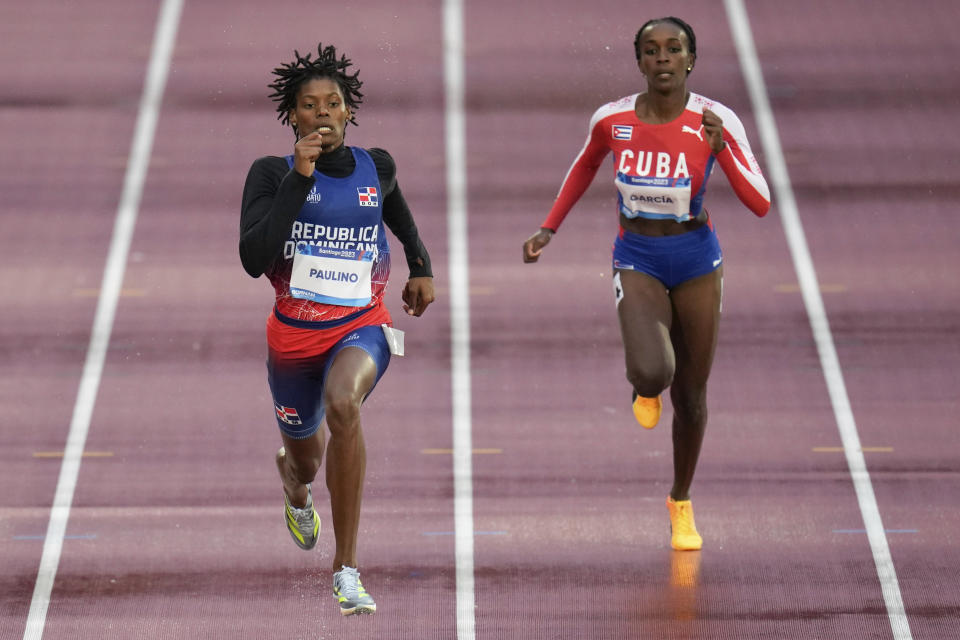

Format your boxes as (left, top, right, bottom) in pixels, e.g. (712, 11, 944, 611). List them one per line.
(612, 125, 633, 141)
(275, 404, 302, 426)
(357, 186, 378, 207)
(306, 186, 322, 203)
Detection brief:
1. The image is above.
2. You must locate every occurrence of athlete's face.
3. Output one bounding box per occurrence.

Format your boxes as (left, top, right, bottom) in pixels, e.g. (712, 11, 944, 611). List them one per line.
(636, 23, 694, 92)
(289, 76, 351, 153)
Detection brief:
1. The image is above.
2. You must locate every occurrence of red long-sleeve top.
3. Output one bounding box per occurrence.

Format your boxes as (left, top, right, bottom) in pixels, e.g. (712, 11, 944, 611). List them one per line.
(541, 92, 770, 231)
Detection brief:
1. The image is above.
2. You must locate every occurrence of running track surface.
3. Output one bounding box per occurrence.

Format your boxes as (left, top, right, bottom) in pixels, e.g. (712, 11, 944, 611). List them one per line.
(2, 1, 959, 639)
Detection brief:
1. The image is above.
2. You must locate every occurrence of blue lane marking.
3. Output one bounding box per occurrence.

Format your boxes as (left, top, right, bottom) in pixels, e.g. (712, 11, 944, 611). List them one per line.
(422, 530, 507, 536)
(14, 534, 98, 541)
(832, 529, 918, 534)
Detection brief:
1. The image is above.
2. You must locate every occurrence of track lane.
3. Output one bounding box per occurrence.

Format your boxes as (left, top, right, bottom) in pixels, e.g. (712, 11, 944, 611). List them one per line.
(0, 2, 158, 638)
(26, 1, 456, 638)
(460, 0, 950, 637)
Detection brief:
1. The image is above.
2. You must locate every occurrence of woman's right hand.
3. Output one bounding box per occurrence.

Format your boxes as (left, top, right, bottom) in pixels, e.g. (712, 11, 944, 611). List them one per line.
(293, 130, 326, 177)
(522, 228, 554, 263)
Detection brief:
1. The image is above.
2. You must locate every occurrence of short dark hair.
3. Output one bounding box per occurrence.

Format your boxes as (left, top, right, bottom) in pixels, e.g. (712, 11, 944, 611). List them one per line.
(268, 43, 364, 128)
(634, 17, 697, 66)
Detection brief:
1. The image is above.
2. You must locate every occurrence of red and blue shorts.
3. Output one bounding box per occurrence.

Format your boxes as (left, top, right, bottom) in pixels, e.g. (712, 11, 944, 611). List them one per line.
(266, 308, 391, 439)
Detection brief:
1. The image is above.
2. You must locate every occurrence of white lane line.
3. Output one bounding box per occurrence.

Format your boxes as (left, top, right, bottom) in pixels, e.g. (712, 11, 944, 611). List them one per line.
(442, 0, 476, 638)
(723, 1, 913, 638)
(21, 1, 184, 638)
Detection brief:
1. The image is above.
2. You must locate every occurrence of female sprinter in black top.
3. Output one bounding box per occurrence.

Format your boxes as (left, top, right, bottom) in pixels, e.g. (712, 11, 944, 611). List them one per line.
(240, 44, 435, 615)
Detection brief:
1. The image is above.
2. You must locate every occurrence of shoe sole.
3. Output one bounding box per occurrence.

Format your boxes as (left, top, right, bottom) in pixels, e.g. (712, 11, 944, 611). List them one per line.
(340, 604, 376, 616)
(671, 538, 703, 551)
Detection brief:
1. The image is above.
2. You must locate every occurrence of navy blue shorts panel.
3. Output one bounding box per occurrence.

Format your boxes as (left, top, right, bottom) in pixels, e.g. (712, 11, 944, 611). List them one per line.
(266, 324, 391, 439)
(612, 223, 722, 290)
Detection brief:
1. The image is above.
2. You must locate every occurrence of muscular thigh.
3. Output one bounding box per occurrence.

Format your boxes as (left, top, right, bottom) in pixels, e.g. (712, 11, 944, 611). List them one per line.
(322, 324, 391, 409)
(615, 269, 674, 373)
(323, 347, 379, 406)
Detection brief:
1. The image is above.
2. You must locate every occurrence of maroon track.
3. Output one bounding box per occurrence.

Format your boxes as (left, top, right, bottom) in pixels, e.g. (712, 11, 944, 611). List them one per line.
(3, 1, 959, 639)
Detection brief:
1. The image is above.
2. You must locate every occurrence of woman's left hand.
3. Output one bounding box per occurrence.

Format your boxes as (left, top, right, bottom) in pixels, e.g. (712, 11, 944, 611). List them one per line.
(702, 108, 726, 154)
(402, 277, 435, 317)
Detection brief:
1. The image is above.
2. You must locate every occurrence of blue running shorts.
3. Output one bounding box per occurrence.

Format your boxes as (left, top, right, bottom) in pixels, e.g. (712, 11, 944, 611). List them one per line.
(266, 324, 391, 439)
(612, 223, 722, 290)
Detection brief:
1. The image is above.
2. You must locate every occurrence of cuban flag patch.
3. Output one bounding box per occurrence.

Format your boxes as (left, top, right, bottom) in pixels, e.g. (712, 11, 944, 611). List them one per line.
(357, 186, 378, 207)
(612, 125, 633, 140)
(275, 404, 302, 426)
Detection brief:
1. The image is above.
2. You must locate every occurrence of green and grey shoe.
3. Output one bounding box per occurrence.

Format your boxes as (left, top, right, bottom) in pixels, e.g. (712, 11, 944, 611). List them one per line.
(283, 486, 320, 550)
(333, 565, 376, 615)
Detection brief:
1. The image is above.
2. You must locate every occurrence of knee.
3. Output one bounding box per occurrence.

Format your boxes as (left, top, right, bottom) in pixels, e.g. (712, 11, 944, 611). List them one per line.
(324, 389, 363, 437)
(625, 361, 673, 398)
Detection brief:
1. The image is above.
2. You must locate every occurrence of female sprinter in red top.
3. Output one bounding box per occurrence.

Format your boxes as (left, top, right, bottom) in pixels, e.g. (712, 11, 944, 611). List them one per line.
(522, 17, 770, 551)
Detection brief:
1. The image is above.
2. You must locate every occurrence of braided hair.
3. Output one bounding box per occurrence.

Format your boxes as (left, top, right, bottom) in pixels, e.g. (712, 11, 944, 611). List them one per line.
(268, 43, 364, 129)
(633, 17, 697, 72)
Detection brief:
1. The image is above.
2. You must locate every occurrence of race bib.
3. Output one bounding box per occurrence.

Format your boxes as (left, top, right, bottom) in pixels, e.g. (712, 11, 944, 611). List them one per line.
(615, 173, 692, 222)
(290, 243, 374, 307)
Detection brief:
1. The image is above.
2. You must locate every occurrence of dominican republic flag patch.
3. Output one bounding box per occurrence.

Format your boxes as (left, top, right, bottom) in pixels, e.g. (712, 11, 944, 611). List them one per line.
(357, 186, 378, 207)
(612, 125, 633, 141)
(275, 404, 302, 426)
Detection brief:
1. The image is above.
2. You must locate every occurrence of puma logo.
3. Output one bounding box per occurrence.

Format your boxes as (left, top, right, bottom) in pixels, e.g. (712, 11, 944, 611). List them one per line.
(682, 125, 704, 141)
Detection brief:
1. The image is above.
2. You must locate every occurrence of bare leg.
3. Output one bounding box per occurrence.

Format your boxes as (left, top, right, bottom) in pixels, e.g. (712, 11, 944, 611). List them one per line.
(276, 430, 325, 508)
(616, 269, 675, 397)
(323, 347, 378, 571)
(666, 267, 723, 501)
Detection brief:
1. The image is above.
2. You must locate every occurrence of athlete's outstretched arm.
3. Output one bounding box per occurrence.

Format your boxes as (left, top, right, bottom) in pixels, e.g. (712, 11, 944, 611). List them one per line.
(524, 108, 610, 262)
(368, 148, 435, 316)
(384, 183, 435, 317)
(539, 118, 610, 233)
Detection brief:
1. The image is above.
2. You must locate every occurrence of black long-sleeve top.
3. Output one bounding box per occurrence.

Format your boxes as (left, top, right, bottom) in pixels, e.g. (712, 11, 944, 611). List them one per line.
(239, 145, 432, 280)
